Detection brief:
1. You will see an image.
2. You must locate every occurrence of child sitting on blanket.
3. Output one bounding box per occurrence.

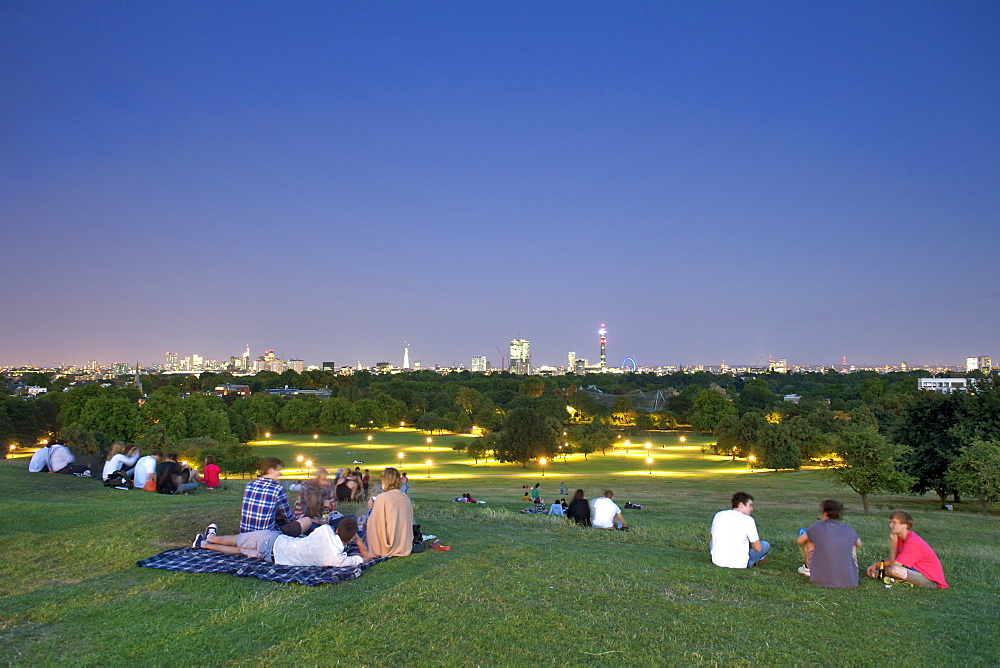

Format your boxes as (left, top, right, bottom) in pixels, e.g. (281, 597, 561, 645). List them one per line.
(193, 517, 373, 567)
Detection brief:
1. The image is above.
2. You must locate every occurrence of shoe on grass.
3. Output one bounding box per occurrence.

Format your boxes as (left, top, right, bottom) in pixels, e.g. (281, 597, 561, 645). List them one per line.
(205, 523, 217, 540)
(192, 533, 206, 549)
(797, 564, 811, 577)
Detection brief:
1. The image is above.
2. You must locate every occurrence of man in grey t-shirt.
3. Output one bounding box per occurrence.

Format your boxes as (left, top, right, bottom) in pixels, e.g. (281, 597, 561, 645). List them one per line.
(796, 499, 862, 589)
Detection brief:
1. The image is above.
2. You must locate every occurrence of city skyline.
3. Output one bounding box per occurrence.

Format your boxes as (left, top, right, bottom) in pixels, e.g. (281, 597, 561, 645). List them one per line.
(3, 3, 999, 369)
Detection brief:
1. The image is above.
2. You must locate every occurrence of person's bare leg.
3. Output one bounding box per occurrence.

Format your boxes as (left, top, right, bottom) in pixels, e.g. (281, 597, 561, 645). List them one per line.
(209, 534, 239, 547)
(203, 542, 243, 555)
(803, 542, 814, 567)
(297, 517, 313, 531)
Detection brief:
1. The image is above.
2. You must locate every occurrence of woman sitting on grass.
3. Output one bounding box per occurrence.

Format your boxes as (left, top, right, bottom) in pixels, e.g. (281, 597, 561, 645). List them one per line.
(366, 467, 414, 557)
(567, 489, 591, 526)
(202, 455, 221, 489)
(295, 468, 336, 523)
(335, 468, 360, 502)
(102, 442, 141, 481)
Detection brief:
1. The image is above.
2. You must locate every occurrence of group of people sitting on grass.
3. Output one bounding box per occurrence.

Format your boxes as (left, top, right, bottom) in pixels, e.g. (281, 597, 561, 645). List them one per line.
(710, 492, 948, 590)
(28, 440, 220, 493)
(518, 485, 630, 530)
(191, 458, 416, 567)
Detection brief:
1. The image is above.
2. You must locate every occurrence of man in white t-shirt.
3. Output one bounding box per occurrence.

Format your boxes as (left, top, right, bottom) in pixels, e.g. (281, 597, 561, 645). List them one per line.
(710, 492, 769, 568)
(47, 442, 76, 474)
(194, 516, 372, 568)
(133, 450, 162, 490)
(591, 490, 628, 530)
(28, 444, 52, 472)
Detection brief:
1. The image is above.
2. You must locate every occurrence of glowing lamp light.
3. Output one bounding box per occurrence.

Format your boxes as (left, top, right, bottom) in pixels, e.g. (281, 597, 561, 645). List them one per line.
(397, 452, 404, 461)
(679, 436, 686, 444)
(367, 434, 373, 441)
(297, 455, 304, 463)
(539, 457, 547, 476)
(748, 455, 756, 462)
(400, 422, 405, 427)
(313, 434, 318, 440)
(425, 459, 432, 478)
(646, 456, 653, 474)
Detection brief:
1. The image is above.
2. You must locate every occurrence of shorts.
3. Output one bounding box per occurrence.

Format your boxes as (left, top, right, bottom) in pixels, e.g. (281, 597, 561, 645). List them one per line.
(903, 567, 940, 589)
(237, 530, 281, 561)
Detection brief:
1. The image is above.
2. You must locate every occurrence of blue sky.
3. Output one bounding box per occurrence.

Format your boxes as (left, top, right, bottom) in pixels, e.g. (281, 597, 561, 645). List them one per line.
(2, 1, 998, 369)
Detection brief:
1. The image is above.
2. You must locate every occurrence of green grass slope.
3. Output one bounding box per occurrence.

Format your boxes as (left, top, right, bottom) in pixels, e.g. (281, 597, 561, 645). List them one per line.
(1, 434, 997, 666)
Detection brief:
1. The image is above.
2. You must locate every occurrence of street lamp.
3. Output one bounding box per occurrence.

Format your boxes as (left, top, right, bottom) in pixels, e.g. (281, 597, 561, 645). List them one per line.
(426, 436, 432, 452)
(425, 459, 432, 479)
(624, 440, 630, 454)
(367, 434, 373, 442)
(397, 452, 405, 465)
(539, 457, 547, 476)
(264, 432, 271, 443)
(646, 456, 653, 475)
(679, 435, 686, 445)
(296, 455, 304, 465)
(305, 460, 313, 476)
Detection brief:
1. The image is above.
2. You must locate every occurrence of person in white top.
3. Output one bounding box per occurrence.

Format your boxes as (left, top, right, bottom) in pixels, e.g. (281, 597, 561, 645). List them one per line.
(591, 490, 628, 530)
(47, 442, 76, 473)
(132, 451, 162, 489)
(102, 443, 141, 481)
(28, 444, 52, 472)
(710, 492, 769, 568)
(195, 516, 372, 568)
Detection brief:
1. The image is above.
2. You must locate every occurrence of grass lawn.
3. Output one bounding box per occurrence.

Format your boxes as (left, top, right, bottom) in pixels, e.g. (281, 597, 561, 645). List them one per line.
(1, 431, 998, 665)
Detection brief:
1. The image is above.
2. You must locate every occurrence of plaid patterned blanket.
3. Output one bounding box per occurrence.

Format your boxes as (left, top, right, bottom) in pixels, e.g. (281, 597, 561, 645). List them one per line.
(137, 545, 388, 586)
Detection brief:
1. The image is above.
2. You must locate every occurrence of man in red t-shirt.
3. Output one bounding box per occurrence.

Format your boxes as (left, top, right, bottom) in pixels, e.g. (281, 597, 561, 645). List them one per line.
(865, 509, 948, 589)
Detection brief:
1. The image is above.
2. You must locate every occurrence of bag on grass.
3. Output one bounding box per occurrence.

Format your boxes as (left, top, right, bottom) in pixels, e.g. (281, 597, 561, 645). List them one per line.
(104, 470, 133, 490)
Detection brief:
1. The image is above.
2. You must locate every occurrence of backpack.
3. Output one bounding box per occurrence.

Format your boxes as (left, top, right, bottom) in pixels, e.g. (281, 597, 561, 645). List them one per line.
(411, 524, 426, 553)
(104, 470, 133, 490)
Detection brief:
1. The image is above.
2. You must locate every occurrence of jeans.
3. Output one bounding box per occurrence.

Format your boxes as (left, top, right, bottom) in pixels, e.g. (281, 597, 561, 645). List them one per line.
(175, 482, 198, 494)
(748, 540, 770, 567)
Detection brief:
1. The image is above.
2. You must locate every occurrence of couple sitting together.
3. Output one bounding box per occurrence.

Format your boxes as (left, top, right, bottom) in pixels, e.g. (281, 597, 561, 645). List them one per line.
(192, 459, 414, 568)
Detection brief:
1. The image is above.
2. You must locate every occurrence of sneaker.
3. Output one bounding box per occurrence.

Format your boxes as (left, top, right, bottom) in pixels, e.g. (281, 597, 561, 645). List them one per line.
(192, 533, 205, 549)
(205, 523, 217, 540)
(797, 564, 811, 577)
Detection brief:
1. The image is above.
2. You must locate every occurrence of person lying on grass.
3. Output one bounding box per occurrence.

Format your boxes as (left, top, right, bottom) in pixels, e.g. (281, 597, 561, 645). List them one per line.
(865, 509, 949, 589)
(796, 499, 862, 588)
(193, 516, 373, 567)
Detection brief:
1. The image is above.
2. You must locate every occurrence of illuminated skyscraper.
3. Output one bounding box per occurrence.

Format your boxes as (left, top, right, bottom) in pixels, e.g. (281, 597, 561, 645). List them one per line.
(509, 339, 531, 375)
(471, 356, 488, 372)
(403, 342, 410, 370)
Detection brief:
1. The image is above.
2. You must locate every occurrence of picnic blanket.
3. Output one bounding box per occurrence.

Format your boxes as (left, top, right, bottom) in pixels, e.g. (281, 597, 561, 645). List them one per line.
(137, 545, 389, 586)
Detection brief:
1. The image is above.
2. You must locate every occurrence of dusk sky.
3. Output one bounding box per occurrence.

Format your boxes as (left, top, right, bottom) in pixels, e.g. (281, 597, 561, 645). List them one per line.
(3, 2, 999, 370)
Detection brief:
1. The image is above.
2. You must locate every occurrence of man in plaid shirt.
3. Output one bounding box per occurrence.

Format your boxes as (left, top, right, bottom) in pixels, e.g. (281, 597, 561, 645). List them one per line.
(240, 457, 313, 536)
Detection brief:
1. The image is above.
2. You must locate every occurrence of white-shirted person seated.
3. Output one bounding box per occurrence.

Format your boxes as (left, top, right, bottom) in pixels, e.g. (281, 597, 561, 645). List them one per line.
(710, 491, 770, 568)
(591, 489, 628, 530)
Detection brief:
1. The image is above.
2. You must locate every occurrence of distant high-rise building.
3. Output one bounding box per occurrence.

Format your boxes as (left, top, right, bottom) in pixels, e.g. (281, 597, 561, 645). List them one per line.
(471, 356, 488, 372)
(900, 361, 908, 373)
(112, 362, 130, 376)
(768, 358, 787, 373)
(509, 339, 531, 375)
(599, 325, 607, 370)
(165, 351, 178, 370)
(403, 343, 410, 370)
(288, 359, 304, 373)
(967, 356, 992, 372)
(322, 361, 336, 372)
(242, 345, 250, 371)
(567, 352, 576, 372)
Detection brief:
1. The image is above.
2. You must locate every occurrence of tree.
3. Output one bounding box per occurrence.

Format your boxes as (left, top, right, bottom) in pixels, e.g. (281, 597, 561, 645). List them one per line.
(889, 391, 963, 503)
(583, 419, 615, 456)
(634, 410, 655, 431)
(568, 391, 601, 421)
(829, 425, 913, 514)
(232, 393, 281, 434)
(519, 377, 545, 398)
(610, 396, 637, 425)
(495, 406, 558, 467)
(277, 395, 322, 433)
(690, 388, 736, 433)
(757, 423, 801, 471)
(947, 440, 1000, 516)
(354, 398, 386, 429)
(320, 397, 357, 433)
(140, 389, 188, 442)
(735, 379, 776, 415)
